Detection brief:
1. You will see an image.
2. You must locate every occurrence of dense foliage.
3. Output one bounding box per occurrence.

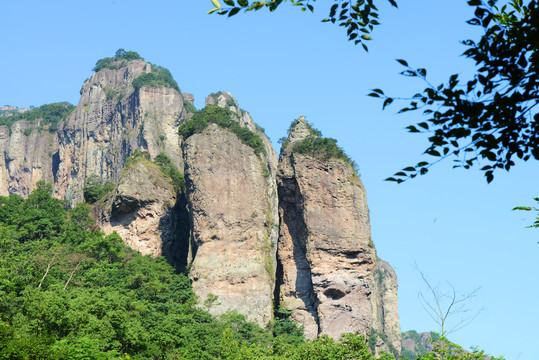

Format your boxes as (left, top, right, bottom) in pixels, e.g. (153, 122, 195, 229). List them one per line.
(0, 182, 401, 359)
(178, 105, 266, 155)
(83, 175, 115, 204)
(0, 102, 75, 132)
(92, 49, 144, 72)
(132, 65, 180, 93)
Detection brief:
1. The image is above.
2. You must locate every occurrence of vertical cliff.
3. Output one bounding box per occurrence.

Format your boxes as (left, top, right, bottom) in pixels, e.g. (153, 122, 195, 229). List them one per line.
(372, 258, 402, 355)
(0, 121, 58, 197)
(1, 55, 402, 343)
(55, 59, 189, 204)
(182, 94, 279, 326)
(276, 116, 400, 347)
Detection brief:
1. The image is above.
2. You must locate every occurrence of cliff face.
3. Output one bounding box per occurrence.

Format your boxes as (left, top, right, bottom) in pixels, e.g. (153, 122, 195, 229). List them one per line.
(372, 259, 402, 355)
(184, 94, 279, 326)
(1, 57, 401, 343)
(55, 60, 188, 204)
(276, 116, 400, 348)
(0, 121, 58, 197)
(93, 158, 190, 269)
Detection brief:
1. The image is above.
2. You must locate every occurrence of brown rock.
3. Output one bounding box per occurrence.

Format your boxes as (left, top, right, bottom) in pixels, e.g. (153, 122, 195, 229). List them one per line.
(372, 258, 402, 354)
(276, 116, 386, 341)
(93, 158, 190, 269)
(0, 121, 58, 197)
(55, 60, 187, 205)
(184, 105, 279, 326)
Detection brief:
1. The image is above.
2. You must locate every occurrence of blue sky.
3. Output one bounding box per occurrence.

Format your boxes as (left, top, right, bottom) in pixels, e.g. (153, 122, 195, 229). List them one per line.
(1, 0, 537, 358)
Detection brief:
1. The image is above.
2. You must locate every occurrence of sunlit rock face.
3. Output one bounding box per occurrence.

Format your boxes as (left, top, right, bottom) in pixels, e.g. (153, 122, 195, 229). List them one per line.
(183, 93, 279, 327)
(55, 60, 188, 205)
(0, 121, 58, 197)
(276, 116, 400, 348)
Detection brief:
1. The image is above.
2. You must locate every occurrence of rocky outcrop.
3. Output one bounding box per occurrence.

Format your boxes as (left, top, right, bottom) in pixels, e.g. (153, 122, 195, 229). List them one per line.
(1, 57, 402, 341)
(371, 259, 402, 355)
(93, 158, 190, 269)
(276, 116, 396, 342)
(0, 121, 58, 197)
(55, 60, 188, 204)
(184, 94, 279, 326)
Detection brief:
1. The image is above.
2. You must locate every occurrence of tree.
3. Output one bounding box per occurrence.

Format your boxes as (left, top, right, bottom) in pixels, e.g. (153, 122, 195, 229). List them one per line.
(379, 0, 539, 183)
(210, 0, 538, 183)
(417, 270, 482, 336)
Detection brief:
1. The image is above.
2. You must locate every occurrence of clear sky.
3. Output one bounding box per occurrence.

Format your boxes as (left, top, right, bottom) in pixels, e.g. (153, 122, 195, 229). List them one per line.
(1, 1, 537, 359)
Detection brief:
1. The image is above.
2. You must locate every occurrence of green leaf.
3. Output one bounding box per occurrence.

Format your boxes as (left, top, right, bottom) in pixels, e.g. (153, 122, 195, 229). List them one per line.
(382, 98, 393, 109)
(223, 0, 235, 5)
(396, 59, 408, 67)
(238, 0, 248, 6)
(229, 7, 241, 16)
(361, 34, 372, 40)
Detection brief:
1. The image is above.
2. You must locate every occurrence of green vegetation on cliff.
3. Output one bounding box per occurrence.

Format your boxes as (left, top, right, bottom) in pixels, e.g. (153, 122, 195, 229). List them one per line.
(178, 105, 265, 155)
(92, 49, 144, 72)
(124, 150, 185, 193)
(132, 65, 180, 93)
(0, 182, 399, 360)
(83, 175, 115, 204)
(282, 118, 359, 173)
(0, 102, 75, 132)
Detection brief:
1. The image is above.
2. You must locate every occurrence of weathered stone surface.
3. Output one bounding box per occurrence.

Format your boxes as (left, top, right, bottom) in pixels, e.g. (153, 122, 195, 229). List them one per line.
(277, 116, 379, 340)
(184, 109, 279, 326)
(93, 159, 190, 269)
(0, 121, 58, 197)
(372, 258, 402, 354)
(55, 60, 187, 205)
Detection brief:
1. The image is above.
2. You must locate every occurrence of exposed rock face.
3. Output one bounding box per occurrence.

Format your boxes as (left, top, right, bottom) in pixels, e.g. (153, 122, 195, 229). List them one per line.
(276, 116, 385, 340)
(93, 159, 190, 269)
(0, 121, 58, 197)
(184, 94, 279, 326)
(1, 60, 402, 339)
(55, 60, 188, 204)
(372, 259, 402, 354)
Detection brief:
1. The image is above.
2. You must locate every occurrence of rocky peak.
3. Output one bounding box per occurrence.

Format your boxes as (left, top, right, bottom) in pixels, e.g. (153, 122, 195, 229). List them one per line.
(284, 115, 312, 146)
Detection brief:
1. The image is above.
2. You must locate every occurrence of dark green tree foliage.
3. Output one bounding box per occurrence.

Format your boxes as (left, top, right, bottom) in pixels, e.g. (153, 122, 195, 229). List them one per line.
(0, 102, 75, 132)
(83, 174, 115, 204)
(92, 48, 144, 72)
(153, 152, 186, 193)
(208, 0, 399, 51)
(374, 0, 539, 183)
(178, 105, 266, 155)
(132, 65, 181, 93)
(286, 118, 359, 172)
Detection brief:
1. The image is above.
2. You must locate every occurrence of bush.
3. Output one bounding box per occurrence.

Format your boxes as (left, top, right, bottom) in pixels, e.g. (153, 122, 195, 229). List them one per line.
(153, 152, 185, 193)
(178, 105, 265, 155)
(286, 118, 359, 173)
(83, 175, 115, 204)
(132, 65, 180, 93)
(92, 49, 143, 72)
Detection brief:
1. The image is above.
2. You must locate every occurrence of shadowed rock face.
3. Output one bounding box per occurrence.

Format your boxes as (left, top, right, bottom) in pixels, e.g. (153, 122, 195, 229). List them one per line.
(93, 159, 190, 270)
(276, 116, 379, 340)
(55, 60, 188, 205)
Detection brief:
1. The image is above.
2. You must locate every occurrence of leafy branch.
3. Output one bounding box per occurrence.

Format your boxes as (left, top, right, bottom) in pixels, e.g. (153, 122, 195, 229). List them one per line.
(207, 0, 398, 51)
(370, 0, 538, 183)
